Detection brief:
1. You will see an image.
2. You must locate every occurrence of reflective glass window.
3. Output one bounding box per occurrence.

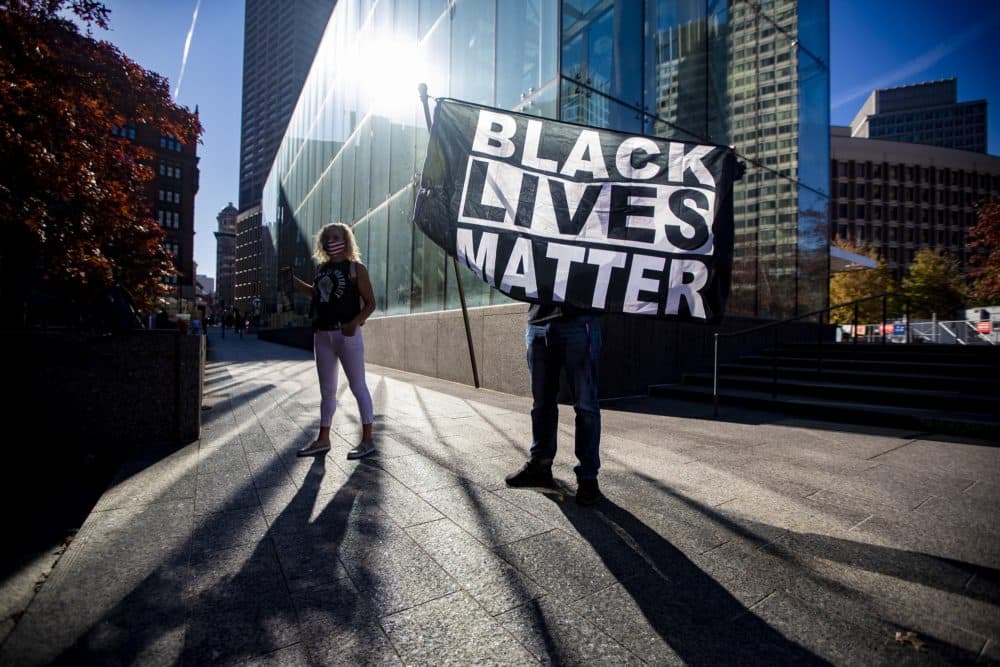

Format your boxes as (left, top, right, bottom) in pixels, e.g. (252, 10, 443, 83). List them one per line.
(797, 187, 830, 314)
(355, 118, 372, 219)
(339, 140, 356, 225)
(366, 206, 389, 310)
(451, 0, 496, 105)
(446, 253, 491, 310)
(796, 49, 830, 196)
(562, 1, 642, 108)
(386, 190, 414, 315)
(371, 114, 391, 205)
(645, 0, 711, 138)
(329, 159, 343, 223)
(390, 107, 417, 193)
(411, 229, 446, 313)
(496, 0, 558, 110)
(419, 0, 447, 39)
(560, 80, 642, 133)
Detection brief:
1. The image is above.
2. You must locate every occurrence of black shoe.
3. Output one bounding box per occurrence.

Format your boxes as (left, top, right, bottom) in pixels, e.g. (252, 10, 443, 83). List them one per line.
(576, 478, 603, 506)
(505, 460, 554, 488)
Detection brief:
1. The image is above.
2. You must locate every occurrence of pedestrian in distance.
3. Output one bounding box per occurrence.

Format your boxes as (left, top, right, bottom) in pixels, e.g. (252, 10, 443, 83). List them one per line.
(285, 222, 377, 460)
(505, 303, 604, 506)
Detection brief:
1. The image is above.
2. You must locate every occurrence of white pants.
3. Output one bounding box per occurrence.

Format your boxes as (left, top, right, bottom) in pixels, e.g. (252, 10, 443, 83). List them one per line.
(314, 330, 374, 427)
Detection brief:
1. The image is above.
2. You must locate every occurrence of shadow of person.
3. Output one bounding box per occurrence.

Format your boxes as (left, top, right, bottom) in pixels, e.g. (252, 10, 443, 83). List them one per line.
(555, 495, 831, 666)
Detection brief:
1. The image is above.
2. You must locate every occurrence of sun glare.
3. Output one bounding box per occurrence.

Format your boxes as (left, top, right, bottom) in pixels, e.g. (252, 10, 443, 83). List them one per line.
(361, 36, 423, 119)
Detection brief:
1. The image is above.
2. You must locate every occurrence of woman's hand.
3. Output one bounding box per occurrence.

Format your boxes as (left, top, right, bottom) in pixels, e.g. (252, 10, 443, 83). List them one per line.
(341, 321, 358, 337)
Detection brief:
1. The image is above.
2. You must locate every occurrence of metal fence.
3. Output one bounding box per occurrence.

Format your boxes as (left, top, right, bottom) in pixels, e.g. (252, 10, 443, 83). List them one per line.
(838, 320, 997, 345)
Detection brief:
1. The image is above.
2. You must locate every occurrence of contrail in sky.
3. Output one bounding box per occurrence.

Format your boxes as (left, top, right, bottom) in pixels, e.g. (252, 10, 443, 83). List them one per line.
(173, 0, 201, 99)
(831, 13, 1000, 110)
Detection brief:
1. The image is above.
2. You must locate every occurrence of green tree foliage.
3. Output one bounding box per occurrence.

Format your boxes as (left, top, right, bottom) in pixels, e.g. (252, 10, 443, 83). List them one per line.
(828, 241, 897, 324)
(901, 248, 967, 319)
(0, 0, 202, 327)
(966, 197, 1000, 305)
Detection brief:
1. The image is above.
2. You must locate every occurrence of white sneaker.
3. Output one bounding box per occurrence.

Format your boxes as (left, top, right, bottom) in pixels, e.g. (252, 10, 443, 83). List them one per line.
(346, 440, 376, 460)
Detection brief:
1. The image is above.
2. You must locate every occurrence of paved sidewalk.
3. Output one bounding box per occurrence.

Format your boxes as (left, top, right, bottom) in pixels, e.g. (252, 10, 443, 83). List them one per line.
(2, 330, 998, 665)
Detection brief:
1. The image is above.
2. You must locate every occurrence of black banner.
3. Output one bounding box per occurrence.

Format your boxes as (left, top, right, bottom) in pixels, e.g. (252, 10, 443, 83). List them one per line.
(413, 98, 736, 322)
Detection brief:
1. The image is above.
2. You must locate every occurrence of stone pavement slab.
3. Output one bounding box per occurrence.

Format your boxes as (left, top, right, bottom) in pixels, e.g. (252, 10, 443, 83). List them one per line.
(1, 330, 997, 665)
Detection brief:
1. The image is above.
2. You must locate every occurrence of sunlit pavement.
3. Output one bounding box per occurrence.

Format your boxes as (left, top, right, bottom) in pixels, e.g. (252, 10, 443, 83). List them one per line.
(2, 328, 998, 665)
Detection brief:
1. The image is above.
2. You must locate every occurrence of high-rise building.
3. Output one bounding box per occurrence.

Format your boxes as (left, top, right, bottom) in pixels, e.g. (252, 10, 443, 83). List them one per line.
(850, 79, 988, 154)
(214, 203, 238, 308)
(237, 0, 337, 210)
(830, 126, 1000, 279)
(234, 204, 271, 318)
(196, 273, 215, 298)
(113, 121, 200, 312)
(257, 0, 830, 395)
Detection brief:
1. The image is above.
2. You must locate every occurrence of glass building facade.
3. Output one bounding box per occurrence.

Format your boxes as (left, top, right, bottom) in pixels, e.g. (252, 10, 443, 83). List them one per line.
(261, 0, 830, 322)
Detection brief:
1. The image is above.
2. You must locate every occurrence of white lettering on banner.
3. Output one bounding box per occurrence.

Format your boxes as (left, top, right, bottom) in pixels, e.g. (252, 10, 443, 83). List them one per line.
(445, 109, 725, 320)
(500, 237, 538, 297)
(668, 142, 715, 187)
(545, 242, 587, 302)
(559, 130, 609, 179)
(472, 159, 524, 226)
(625, 191, 658, 240)
(522, 120, 559, 173)
(468, 110, 718, 187)
(624, 254, 665, 315)
(665, 258, 708, 317)
(615, 137, 660, 180)
(453, 228, 711, 318)
(472, 111, 517, 158)
(459, 156, 716, 255)
(456, 228, 498, 286)
(585, 248, 628, 309)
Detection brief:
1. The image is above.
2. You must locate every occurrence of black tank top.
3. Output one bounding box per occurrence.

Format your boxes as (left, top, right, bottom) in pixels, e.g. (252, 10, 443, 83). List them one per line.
(311, 260, 362, 331)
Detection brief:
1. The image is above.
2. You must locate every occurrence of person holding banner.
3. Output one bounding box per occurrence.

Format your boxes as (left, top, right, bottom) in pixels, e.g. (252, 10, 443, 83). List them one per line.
(412, 98, 738, 506)
(505, 303, 604, 506)
(284, 222, 377, 460)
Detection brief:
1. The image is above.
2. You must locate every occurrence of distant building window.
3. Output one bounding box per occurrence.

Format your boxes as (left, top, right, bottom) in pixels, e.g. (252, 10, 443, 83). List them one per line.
(111, 124, 136, 140)
(159, 162, 182, 179)
(159, 189, 181, 203)
(156, 209, 181, 229)
(160, 135, 183, 152)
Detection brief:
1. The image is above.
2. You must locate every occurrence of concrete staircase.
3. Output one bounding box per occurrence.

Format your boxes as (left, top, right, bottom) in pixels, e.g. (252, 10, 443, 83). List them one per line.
(650, 343, 1000, 439)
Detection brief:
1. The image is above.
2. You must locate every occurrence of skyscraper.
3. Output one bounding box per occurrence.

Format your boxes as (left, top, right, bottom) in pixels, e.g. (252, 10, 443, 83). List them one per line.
(214, 202, 238, 308)
(237, 0, 337, 210)
(257, 0, 830, 396)
(850, 79, 988, 154)
(113, 121, 199, 312)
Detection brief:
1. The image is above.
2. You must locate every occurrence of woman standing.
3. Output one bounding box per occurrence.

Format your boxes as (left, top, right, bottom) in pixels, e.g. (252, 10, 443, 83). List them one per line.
(288, 222, 377, 459)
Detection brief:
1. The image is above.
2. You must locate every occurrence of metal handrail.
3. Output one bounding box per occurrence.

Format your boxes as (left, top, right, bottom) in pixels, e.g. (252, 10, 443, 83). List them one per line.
(712, 292, 912, 417)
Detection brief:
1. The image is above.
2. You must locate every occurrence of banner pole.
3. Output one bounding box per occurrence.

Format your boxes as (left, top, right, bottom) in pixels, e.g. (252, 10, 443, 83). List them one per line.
(418, 84, 481, 389)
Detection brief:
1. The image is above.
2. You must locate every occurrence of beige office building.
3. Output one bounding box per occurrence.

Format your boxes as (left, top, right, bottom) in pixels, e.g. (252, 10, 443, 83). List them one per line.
(830, 126, 1000, 279)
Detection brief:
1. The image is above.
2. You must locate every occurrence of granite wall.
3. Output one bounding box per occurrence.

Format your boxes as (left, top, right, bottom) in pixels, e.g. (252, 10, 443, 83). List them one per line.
(5, 330, 204, 451)
(259, 305, 827, 398)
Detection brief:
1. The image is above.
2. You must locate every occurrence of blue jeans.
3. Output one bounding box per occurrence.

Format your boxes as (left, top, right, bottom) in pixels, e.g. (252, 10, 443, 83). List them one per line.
(526, 315, 602, 480)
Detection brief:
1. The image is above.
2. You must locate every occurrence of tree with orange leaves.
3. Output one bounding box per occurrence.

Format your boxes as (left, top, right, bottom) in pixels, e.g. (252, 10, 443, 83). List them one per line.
(967, 197, 1000, 305)
(0, 0, 202, 328)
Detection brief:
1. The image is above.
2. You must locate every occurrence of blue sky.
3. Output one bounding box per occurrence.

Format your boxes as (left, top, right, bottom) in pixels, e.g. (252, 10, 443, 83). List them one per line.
(89, 1, 1000, 282)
